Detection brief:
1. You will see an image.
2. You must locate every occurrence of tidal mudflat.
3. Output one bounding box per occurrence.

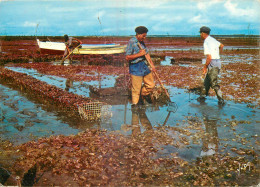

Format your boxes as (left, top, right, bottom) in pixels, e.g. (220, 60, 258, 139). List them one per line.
(0, 36, 259, 186)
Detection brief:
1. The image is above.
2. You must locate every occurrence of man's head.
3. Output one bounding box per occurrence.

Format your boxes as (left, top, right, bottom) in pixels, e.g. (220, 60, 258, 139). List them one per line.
(135, 26, 148, 42)
(199, 26, 211, 39)
(64, 34, 69, 42)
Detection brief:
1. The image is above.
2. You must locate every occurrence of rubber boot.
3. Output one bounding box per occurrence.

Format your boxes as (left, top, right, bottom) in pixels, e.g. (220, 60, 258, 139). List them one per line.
(142, 94, 153, 104)
(131, 104, 139, 113)
(215, 88, 225, 105)
(197, 76, 207, 103)
(197, 86, 206, 103)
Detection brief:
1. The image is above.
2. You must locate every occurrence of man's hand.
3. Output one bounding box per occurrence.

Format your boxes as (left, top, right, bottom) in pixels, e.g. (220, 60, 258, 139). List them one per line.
(202, 54, 211, 75)
(139, 49, 146, 56)
(219, 43, 224, 54)
(202, 66, 207, 75)
(125, 49, 146, 61)
(145, 53, 156, 71)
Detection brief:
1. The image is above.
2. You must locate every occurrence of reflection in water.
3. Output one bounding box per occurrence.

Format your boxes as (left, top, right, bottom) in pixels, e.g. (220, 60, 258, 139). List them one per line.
(65, 78, 74, 91)
(131, 106, 153, 137)
(190, 103, 223, 157)
(200, 117, 219, 156)
(0, 80, 81, 144)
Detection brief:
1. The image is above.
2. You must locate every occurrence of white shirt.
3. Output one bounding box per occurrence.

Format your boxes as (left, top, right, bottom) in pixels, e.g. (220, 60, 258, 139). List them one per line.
(68, 37, 73, 46)
(203, 35, 221, 59)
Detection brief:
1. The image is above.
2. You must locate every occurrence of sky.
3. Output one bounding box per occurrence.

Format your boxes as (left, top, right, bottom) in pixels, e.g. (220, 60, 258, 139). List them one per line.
(0, 0, 259, 36)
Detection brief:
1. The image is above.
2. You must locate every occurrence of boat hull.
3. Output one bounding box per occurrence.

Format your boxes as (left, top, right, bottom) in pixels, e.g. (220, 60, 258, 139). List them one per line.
(72, 46, 126, 55)
(37, 39, 126, 55)
(39, 48, 65, 55)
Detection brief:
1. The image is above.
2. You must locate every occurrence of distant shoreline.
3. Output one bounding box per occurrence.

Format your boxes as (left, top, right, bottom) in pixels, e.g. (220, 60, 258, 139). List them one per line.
(1, 35, 258, 48)
(0, 35, 259, 38)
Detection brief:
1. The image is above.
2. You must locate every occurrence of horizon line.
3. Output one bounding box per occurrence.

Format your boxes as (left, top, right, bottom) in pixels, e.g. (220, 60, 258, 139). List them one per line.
(1, 34, 259, 37)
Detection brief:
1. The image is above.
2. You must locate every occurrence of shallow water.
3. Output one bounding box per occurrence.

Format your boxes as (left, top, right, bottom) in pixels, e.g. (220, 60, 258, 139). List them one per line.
(150, 46, 260, 52)
(0, 83, 79, 145)
(1, 66, 259, 161)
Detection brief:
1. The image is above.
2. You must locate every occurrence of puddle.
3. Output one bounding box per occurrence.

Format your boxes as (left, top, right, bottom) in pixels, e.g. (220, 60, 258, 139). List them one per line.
(160, 56, 173, 66)
(0, 84, 80, 145)
(151, 47, 202, 52)
(6, 67, 116, 97)
(151, 46, 260, 52)
(222, 54, 257, 64)
(1, 66, 259, 161)
(160, 56, 197, 67)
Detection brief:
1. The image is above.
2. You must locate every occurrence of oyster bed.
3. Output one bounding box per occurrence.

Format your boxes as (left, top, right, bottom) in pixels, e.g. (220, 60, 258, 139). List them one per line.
(0, 36, 259, 186)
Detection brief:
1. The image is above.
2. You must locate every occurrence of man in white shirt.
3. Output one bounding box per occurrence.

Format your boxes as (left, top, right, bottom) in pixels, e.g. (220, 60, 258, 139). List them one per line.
(198, 26, 225, 105)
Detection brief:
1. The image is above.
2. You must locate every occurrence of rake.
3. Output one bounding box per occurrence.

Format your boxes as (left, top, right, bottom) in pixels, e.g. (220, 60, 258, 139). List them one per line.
(137, 42, 177, 111)
(61, 44, 81, 62)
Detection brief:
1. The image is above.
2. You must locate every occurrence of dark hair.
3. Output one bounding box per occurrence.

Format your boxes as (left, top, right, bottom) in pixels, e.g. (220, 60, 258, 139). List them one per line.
(64, 34, 69, 42)
(202, 31, 210, 35)
(135, 26, 148, 34)
(199, 26, 211, 35)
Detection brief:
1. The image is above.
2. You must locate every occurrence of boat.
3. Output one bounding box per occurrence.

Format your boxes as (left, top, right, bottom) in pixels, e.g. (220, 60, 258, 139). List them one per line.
(36, 39, 126, 55)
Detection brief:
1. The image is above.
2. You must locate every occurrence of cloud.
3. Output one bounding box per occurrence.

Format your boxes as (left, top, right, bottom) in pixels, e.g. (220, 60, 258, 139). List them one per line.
(197, 2, 206, 10)
(189, 14, 209, 24)
(89, 0, 170, 9)
(126, 0, 168, 9)
(189, 15, 201, 23)
(77, 21, 95, 27)
(49, 7, 81, 13)
(224, 0, 257, 18)
(197, 0, 221, 10)
(23, 21, 38, 27)
(109, 12, 149, 20)
(2, 0, 259, 36)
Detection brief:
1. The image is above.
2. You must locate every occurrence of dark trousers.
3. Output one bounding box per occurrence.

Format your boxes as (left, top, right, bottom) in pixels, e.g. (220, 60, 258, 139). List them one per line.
(201, 67, 223, 101)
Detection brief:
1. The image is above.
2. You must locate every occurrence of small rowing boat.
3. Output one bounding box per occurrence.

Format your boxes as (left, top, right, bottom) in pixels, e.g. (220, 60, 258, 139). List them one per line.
(37, 39, 126, 55)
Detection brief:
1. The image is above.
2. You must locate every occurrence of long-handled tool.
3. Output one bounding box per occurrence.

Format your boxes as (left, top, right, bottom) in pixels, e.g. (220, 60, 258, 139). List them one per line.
(162, 102, 178, 125)
(137, 42, 176, 105)
(62, 44, 81, 62)
(137, 42, 177, 125)
(137, 43, 171, 100)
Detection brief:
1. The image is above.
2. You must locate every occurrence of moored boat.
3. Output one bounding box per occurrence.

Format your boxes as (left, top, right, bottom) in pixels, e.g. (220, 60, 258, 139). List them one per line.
(37, 39, 126, 55)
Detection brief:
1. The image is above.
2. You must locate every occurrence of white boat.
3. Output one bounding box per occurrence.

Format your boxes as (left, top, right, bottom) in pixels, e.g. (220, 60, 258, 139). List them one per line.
(36, 39, 126, 55)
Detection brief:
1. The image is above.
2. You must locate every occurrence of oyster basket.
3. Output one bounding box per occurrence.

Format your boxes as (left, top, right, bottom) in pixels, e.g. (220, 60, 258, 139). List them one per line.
(78, 102, 112, 121)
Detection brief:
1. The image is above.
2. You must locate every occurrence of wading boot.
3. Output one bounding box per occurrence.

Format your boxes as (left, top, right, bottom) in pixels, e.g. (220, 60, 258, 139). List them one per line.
(142, 94, 153, 104)
(137, 97, 144, 105)
(215, 88, 225, 106)
(197, 96, 206, 103)
(218, 98, 225, 106)
(131, 104, 139, 113)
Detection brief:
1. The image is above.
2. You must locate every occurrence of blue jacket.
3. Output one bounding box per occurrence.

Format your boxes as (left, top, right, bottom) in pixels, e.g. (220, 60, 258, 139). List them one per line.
(125, 37, 151, 76)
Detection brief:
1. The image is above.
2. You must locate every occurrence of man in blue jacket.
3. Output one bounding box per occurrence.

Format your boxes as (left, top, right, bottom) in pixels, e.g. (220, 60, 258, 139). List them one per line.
(125, 26, 155, 109)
